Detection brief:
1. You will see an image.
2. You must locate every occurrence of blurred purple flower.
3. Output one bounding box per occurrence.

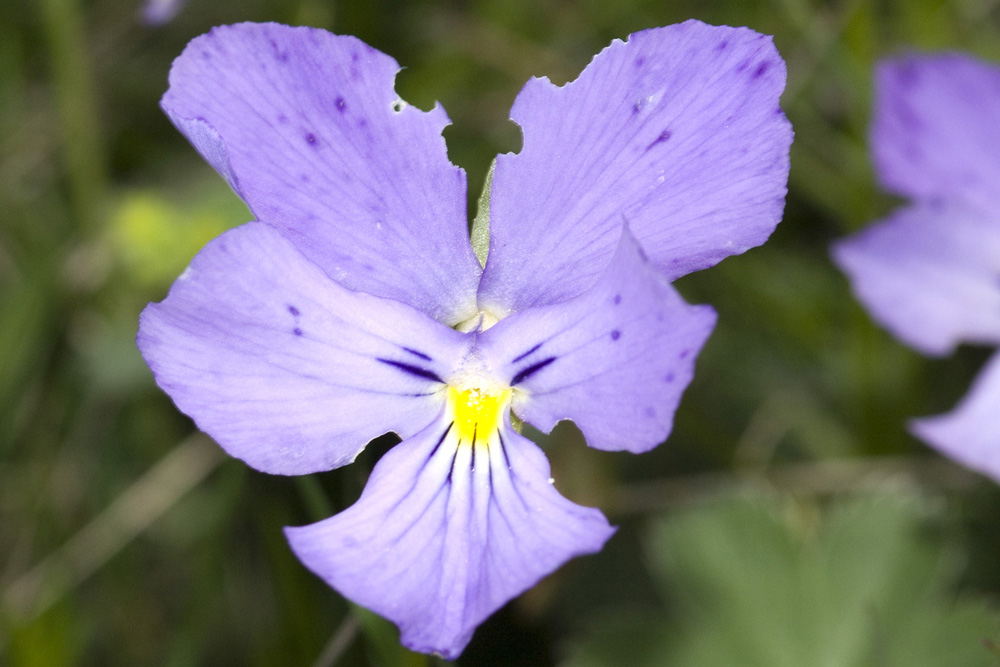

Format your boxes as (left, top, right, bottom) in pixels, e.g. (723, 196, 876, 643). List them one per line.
(138, 21, 791, 657)
(139, 0, 185, 26)
(834, 54, 1000, 484)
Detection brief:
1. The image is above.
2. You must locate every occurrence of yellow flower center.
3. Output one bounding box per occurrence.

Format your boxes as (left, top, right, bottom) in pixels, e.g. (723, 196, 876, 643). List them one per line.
(447, 385, 511, 446)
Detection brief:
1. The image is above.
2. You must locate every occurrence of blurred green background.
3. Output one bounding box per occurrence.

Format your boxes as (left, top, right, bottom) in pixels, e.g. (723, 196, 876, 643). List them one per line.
(2, 0, 1000, 665)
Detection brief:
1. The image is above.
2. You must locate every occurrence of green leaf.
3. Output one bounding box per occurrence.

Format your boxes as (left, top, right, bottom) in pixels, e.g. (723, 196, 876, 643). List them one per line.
(107, 185, 248, 287)
(559, 608, 672, 667)
(4, 603, 86, 667)
(641, 493, 1000, 667)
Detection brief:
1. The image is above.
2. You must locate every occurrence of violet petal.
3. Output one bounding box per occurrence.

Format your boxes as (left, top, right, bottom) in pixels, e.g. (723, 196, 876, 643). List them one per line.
(138, 222, 468, 475)
(162, 22, 481, 325)
(285, 416, 614, 658)
(480, 225, 716, 453)
(477, 20, 791, 314)
(912, 352, 1000, 485)
(832, 203, 1000, 356)
(873, 54, 1000, 211)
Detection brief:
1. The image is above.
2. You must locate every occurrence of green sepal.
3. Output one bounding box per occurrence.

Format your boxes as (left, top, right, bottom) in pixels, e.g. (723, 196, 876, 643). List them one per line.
(470, 159, 495, 267)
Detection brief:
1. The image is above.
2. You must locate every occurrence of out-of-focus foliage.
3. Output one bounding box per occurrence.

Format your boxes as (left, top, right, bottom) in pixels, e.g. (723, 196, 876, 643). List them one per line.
(2, 0, 1000, 664)
(108, 188, 248, 287)
(564, 493, 1000, 667)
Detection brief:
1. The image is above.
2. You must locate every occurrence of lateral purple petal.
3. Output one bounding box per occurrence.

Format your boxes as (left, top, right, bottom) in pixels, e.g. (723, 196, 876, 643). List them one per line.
(873, 54, 1000, 210)
(162, 22, 481, 324)
(480, 226, 716, 453)
(911, 352, 1000, 485)
(832, 203, 1000, 356)
(285, 417, 614, 659)
(138, 222, 468, 475)
(477, 20, 791, 314)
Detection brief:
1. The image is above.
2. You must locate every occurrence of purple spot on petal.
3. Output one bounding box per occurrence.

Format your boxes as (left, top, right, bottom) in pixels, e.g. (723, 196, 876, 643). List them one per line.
(305, 132, 317, 146)
(351, 51, 360, 62)
(300, 174, 310, 183)
(335, 96, 347, 112)
(645, 129, 671, 151)
(613, 294, 622, 305)
(716, 40, 729, 51)
(201, 50, 211, 59)
(634, 56, 645, 68)
(896, 62, 919, 87)
(895, 104, 923, 131)
(645, 406, 656, 418)
(269, 38, 289, 62)
(753, 61, 770, 79)
(288, 305, 300, 316)
(293, 327, 303, 336)
(736, 59, 750, 72)
(665, 373, 675, 383)
(277, 113, 288, 124)
(611, 330, 621, 341)
(679, 349, 690, 359)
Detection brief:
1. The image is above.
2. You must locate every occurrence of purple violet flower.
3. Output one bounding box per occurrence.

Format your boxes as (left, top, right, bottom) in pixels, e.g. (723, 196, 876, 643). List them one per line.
(138, 21, 791, 657)
(139, 0, 185, 27)
(833, 54, 1000, 484)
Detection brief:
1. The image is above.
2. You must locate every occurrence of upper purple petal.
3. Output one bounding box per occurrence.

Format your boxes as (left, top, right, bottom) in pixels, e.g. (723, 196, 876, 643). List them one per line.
(873, 54, 1000, 210)
(479, 225, 716, 452)
(138, 222, 469, 475)
(285, 415, 614, 658)
(832, 203, 1000, 356)
(911, 352, 1000, 485)
(162, 22, 482, 324)
(477, 20, 791, 314)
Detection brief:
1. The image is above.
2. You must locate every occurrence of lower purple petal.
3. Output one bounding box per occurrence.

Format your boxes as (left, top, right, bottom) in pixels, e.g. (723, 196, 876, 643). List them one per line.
(911, 352, 1000, 485)
(284, 416, 614, 658)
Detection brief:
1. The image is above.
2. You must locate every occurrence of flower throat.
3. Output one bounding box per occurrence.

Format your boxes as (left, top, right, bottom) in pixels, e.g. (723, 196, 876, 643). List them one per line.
(446, 385, 511, 446)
